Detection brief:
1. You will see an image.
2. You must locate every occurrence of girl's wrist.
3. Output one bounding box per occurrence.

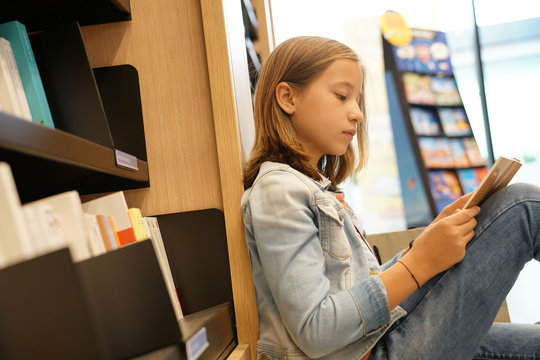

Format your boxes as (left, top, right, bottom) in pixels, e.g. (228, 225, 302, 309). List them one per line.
(401, 251, 432, 287)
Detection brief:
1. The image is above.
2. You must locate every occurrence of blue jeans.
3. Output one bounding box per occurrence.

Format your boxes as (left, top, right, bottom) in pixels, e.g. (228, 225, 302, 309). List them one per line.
(370, 183, 540, 360)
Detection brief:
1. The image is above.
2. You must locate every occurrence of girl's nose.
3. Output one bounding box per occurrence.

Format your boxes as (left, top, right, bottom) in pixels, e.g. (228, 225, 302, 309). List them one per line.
(349, 103, 364, 123)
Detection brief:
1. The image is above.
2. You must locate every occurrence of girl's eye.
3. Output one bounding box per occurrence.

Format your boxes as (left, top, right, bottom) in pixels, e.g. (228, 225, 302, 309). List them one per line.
(335, 93, 346, 101)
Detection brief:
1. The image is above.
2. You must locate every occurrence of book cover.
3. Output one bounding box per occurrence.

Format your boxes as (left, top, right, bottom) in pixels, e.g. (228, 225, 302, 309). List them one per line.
(24, 190, 92, 262)
(145, 216, 184, 320)
(428, 169, 463, 213)
(0, 37, 32, 121)
(0, 21, 54, 128)
(22, 202, 65, 256)
(449, 138, 471, 168)
(409, 107, 440, 136)
(0, 162, 34, 268)
(464, 156, 522, 208)
(83, 213, 107, 256)
(128, 208, 150, 241)
(438, 107, 471, 136)
(462, 137, 486, 166)
(82, 191, 137, 247)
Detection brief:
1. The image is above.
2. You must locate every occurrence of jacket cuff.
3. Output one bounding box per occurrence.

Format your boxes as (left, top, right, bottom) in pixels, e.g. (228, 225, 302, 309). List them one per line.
(349, 276, 392, 334)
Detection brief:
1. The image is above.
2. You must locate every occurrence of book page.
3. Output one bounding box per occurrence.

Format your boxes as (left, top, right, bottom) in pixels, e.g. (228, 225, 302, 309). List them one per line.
(464, 156, 521, 209)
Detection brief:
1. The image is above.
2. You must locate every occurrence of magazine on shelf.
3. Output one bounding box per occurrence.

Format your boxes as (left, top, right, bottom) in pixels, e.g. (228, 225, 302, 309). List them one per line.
(438, 107, 471, 136)
(457, 167, 488, 194)
(418, 137, 454, 168)
(449, 138, 471, 168)
(464, 156, 522, 209)
(402, 72, 436, 105)
(430, 76, 461, 106)
(391, 29, 453, 75)
(428, 169, 463, 212)
(462, 138, 485, 166)
(410, 107, 441, 136)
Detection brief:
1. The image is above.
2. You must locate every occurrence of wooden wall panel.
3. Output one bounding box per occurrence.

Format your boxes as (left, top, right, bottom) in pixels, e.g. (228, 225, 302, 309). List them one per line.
(80, 0, 223, 216)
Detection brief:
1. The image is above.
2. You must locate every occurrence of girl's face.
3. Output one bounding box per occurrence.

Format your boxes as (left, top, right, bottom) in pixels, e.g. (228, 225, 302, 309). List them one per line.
(281, 59, 364, 167)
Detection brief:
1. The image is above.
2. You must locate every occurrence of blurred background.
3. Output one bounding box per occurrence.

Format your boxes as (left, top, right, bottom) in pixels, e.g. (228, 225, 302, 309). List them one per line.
(262, 0, 540, 325)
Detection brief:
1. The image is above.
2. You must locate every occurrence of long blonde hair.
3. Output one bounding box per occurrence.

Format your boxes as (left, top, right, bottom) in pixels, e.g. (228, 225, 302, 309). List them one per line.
(243, 36, 369, 189)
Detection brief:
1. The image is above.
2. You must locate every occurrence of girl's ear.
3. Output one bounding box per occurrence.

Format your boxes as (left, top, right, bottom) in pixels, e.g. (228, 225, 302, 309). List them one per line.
(275, 82, 296, 115)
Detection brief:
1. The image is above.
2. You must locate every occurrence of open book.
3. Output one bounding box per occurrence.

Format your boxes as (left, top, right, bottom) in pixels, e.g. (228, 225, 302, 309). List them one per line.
(464, 156, 522, 209)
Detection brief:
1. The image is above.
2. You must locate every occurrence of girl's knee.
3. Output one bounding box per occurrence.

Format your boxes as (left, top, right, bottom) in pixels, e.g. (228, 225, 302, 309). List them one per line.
(479, 182, 540, 218)
(503, 182, 540, 202)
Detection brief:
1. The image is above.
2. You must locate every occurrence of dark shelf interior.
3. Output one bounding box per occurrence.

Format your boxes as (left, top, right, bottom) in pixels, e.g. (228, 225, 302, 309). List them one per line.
(1, 0, 131, 32)
(0, 112, 149, 203)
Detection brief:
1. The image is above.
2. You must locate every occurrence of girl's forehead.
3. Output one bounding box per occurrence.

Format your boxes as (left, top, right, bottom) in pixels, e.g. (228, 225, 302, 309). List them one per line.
(318, 59, 363, 85)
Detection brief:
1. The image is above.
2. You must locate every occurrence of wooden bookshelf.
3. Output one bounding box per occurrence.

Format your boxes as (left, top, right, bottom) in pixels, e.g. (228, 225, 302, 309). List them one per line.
(0, 0, 259, 358)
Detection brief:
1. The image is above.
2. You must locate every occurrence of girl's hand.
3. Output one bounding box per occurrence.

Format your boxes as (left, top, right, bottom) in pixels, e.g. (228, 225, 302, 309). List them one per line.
(432, 192, 474, 223)
(404, 205, 480, 285)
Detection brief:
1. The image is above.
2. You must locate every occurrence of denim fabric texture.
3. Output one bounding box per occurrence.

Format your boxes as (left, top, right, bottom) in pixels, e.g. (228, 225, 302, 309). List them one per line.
(242, 162, 405, 359)
(243, 162, 540, 360)
(369, 182, 540, 360)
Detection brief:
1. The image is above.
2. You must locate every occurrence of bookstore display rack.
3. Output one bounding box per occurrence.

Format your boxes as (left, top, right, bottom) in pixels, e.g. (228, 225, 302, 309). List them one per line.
(383, 28, 488, 228)
(0, 2, 237, 359)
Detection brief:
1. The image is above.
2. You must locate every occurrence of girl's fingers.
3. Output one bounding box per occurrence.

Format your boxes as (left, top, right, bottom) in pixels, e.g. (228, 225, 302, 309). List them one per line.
(447, 206, 480, 225)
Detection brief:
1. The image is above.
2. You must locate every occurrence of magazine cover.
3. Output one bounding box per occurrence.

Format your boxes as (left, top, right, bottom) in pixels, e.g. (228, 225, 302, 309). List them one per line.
(462, 137, 486, 166)
(392, 29, 453, 75)
(457, 167, 488, 194)
(418, 137, 454, 168)
(428, 169, 463, 212)
(410, 107, 441, 136)
(449, 138, 471, 168)
(430, 76, 462, 106)
(402, 72, 436, 105)
(438, 107, 471, 136)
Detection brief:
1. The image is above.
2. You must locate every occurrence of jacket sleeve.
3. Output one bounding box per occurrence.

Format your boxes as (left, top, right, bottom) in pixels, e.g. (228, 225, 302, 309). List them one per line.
(247, 171, 393, 358)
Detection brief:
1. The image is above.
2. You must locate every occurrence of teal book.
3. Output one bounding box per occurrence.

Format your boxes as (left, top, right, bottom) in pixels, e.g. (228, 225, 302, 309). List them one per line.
(0, 21, 54, 128)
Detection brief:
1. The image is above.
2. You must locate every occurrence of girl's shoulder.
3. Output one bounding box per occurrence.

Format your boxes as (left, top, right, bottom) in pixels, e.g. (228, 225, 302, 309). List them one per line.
(242, 161, 328, 205)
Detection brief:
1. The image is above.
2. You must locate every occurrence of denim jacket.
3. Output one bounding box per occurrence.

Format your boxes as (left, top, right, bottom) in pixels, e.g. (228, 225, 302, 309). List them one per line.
(241, 162, 406, 359)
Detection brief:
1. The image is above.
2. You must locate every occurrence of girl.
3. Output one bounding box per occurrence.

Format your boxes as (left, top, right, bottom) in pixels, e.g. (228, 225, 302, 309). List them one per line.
(241, 36, 540, 360)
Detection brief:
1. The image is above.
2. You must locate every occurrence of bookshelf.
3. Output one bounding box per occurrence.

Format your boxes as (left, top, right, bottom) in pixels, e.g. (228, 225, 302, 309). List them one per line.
(383, 28, 489, 228)
(1, 0, 257, 359)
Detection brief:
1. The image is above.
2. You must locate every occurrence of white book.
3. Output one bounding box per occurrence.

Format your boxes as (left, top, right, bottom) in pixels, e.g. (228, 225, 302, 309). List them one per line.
(22, 202, 65, 255)
(0, 162, 34, 268)
(144, 216, 183, 320)
(82, 191, 137, 247)
(83, 213, 107, 256)
(0, 37, 31, 121)
(24, 190, 92, 262)
(0, 54, 21, 117)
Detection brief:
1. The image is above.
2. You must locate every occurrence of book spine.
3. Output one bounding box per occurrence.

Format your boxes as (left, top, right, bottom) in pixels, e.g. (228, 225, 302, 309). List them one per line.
(128, 207, 150, 241)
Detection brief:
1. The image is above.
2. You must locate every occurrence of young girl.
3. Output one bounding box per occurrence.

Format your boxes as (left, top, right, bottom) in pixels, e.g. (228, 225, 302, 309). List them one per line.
(241, 36, 540, 360)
